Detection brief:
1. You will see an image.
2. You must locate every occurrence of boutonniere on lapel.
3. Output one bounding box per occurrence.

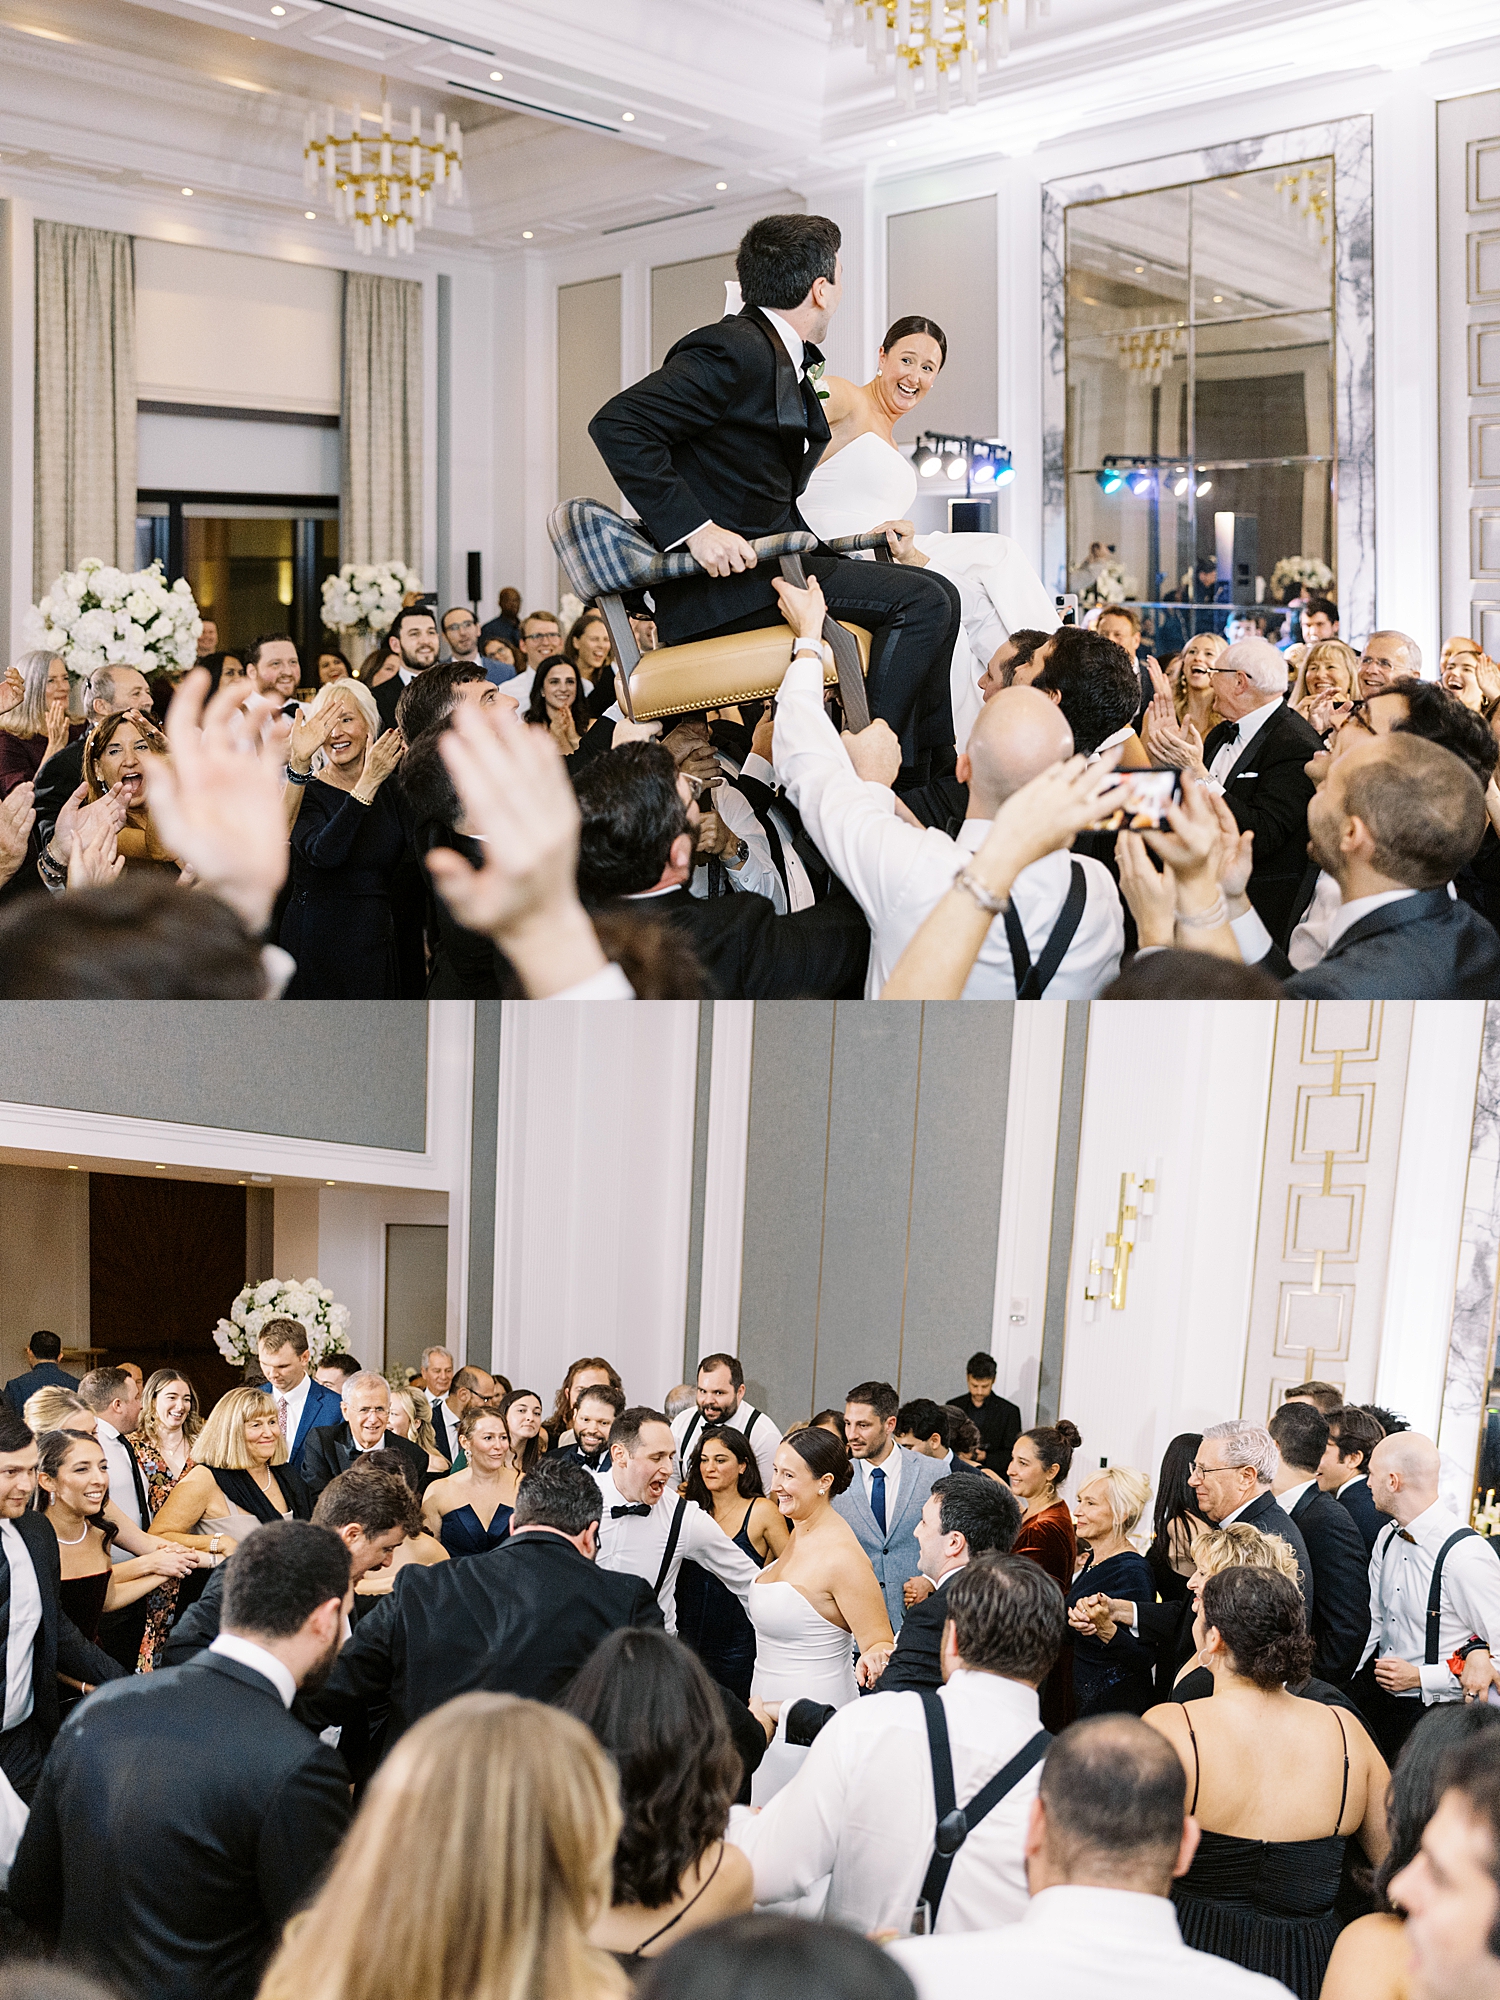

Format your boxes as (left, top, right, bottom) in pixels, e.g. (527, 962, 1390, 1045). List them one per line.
(805, 358, 829, 401)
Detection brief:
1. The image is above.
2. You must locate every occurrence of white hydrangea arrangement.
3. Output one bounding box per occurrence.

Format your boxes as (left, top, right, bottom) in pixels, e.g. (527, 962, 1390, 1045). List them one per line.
(25, 559, 201, 677)
(212, 1278, 351, 1369)
(320, 562, 424, 634)
(1079, 559, 1138, 607)
(1269, 555, 1334, 600)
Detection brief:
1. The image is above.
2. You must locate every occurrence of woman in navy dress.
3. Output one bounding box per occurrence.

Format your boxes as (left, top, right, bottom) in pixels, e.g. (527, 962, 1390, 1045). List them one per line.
(280, 678, 410, 998)
(1066, 1465, 1158, 1716)
(420, 1407, 515, 1558)
(675, 1425, 789, 1702)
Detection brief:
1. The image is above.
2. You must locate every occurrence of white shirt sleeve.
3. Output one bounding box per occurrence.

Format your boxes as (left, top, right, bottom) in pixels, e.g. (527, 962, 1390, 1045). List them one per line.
(772, 653, 929, 921)
(1421, 1539, 1500, 1694)
(1231, 905, 1274, 965)
(744, 1411, 783, 1493)
(728, 1711, 850, 1902)
(680, 1504, 762, 1606)
(549, 964, 636, 1001)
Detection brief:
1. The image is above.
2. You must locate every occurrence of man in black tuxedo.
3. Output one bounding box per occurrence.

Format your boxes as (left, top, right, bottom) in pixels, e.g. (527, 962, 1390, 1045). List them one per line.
(575, 740, 870, 998)
(300, 1370, 429, 1497)
(879, 1475, 1022, 1695)
(589, 212, 961, 771)
(1145, 636, 1323, 939)
(1249, 732, 1500, 998)
(947, 1351, 1023, 1476)
(304, 1456, 663, 1751)
(1318, 1405, 1386, 1553)
(0, 1407, 123, 1802)
(10, 1521, 353, 2000)
(1189, 1420, 1314, 1614)
(1269, 1404, 1371, 1686)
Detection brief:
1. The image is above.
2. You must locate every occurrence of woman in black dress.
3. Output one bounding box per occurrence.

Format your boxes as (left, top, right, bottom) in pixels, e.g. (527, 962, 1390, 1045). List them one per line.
(675, 1425, 788, 1703)
(1144, 1565, 1390, 2000)
(280, 677, 409, 997)
(1067, 1465, 1157, 1716)
(524, 655, 615, 776)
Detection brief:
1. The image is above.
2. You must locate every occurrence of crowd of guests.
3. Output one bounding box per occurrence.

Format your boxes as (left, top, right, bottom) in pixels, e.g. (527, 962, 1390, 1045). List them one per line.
(0, 1326, 1498, 2000)
(2, 530, 1497, 998)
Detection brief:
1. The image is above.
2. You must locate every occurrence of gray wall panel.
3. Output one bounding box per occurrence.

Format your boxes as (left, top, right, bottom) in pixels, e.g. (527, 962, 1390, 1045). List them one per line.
(899, 1003, 1012, 1401)
(1038, 1002, 1090, 1423)
(466, 1002, 501, 1369)
(0, 1003, 428, 1150)
(738, 1003, 836, 1423)
(810, 1006, 923, 1410)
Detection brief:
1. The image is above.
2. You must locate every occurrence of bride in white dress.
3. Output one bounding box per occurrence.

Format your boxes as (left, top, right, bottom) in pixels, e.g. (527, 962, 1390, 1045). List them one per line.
(794, 314, 1059, 751)
(748, 1426, 893, 1808)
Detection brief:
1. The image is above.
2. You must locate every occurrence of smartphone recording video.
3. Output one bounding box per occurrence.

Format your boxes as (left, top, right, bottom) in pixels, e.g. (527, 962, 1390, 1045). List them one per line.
(1055, 593, 1079, 627)
(1088, 766, 1183, 834)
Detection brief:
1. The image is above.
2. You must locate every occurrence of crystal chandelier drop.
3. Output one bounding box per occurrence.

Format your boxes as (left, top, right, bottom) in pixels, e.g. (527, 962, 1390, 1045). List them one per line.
(825, 0, 1051, 114)
(303, 98, 464, 256)
(1114, 328, 1184, 387)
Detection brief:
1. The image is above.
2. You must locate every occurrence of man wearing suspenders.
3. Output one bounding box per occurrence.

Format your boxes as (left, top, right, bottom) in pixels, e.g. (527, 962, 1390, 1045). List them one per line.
(1354, 1432, 1500, 1764)
(672, 1354, 782, 1494)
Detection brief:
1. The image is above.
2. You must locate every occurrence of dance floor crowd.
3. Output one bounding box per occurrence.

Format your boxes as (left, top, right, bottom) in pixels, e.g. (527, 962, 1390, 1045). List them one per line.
(0, 1326, 1497, 2000)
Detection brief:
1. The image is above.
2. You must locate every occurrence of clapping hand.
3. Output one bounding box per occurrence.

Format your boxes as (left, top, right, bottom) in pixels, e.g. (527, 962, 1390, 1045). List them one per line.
(1140, 775, 1221, 883)
(67, 799, 123, 890)
(287, 698, 338, 774)
(42, 691, 72, 758)
(1115, 832, 1178, 949)
(0, 665, 23, 718)
(426, 701, 610, 999)
(354, 728, 405, 800)
(1206, 791, 1254, 906)
(0, 782, 35, 889)
(141, 668, 289, 933)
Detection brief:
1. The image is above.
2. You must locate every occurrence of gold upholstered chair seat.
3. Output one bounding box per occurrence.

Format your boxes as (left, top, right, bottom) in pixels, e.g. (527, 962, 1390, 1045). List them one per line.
(624, 621, 873, 723)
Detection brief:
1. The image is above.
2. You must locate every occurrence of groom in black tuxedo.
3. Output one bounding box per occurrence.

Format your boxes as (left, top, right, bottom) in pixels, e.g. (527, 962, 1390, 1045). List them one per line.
(589, 213, 960, 772)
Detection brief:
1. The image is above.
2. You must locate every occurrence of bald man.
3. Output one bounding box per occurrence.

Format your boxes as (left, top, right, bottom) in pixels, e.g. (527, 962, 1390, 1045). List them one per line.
(1357, 630, 1423, 697)
(772, 579, 1124, 997)
(1352, 1430, 1500, 1762)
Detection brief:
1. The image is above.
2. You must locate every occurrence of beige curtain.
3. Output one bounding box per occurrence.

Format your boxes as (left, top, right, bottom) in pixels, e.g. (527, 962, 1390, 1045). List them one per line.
(33, 222, 137, 597)
(341, 271, 423, 569)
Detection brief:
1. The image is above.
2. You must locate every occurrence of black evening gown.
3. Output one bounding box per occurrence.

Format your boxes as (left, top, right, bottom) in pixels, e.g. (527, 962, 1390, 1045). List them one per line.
(1068, 1548, 1157, 1716)
(1170, 1702, 1352, 2000)
(281, 780, 406, 998)
(676, 1505, 764, 1703)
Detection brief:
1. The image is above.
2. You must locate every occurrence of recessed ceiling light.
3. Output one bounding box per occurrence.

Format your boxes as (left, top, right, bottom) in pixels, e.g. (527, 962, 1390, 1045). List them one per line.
(1134, 264, 1144, 273)
(522, 230, 533, 239)
(181, 188, 193, 196)
(325, 1180, 336, 1186)
(154, 1164, 166, 1170)
(304, 210, 316, 219)
(489, 70, 503, 80)
(621, 111, 635, 121)
(66, 1164, 78, 1171)
(715, 181, 727, 190)
(1212, 293, 1224, 302)
(270, 4, 285, 13)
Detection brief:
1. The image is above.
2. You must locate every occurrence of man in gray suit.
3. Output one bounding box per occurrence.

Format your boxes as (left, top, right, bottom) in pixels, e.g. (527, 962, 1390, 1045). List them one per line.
(833, 1379, 943, 1632)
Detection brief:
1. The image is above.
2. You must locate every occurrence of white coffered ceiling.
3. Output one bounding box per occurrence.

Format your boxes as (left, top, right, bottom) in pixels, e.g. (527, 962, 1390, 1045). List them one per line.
(1, 0, 1498, 250)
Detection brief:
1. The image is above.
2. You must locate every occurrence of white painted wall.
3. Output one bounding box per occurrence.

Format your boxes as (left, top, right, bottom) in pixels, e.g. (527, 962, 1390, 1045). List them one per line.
(315, 1184, 452, 1372)
(493, 1003, 699, 1408)
(1059, 1003, 1278, 1488)
(990, 1005, 1068, 1421)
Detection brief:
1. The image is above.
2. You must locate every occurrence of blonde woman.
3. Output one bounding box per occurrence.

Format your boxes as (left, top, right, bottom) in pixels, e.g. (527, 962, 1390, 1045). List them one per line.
(0, 650, 83, 798)
(389, 1384, 449, 1474)
(149, 1385, 311, 1557)
(259, 1694, 628, 2000)
(1065, 1465, 1157, 1716)
(1174, 630, 1227, 739)
(1440, 635, 1500, 722)
(82, 708, 177, 874)
(129, 1369, 205, 1670)
(1290, 638, 1359, 721)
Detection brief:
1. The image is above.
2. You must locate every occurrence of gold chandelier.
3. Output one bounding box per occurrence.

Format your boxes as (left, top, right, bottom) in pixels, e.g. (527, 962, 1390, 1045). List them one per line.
(825, 0, 1050, 113)
(303, 97, 464, 256)
(1273, 165, 1332, 249)
(1115, 327, 1183, 387)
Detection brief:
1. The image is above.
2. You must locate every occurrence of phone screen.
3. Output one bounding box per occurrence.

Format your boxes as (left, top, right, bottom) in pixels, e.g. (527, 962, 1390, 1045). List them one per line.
(1088, 766, 1183, 833)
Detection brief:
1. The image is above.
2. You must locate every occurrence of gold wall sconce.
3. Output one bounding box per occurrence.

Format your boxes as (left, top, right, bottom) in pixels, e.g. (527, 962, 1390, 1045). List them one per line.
(1083, 1162, 1159, 1319)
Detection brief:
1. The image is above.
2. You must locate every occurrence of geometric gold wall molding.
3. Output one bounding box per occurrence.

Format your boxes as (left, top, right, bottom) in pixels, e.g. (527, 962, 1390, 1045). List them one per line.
(1243, 1002, 1412, 1419)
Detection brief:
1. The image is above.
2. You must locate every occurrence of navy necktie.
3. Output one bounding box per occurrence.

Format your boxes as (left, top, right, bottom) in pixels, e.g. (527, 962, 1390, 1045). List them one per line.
(870, 1465, 887, 1534)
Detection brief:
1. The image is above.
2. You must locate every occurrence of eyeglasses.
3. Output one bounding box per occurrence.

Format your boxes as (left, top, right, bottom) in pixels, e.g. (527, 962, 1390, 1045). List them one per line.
(1206, 665, 1244, 678)
(681, 772, 720, 804)
(1187, 1462, 1233, 1478)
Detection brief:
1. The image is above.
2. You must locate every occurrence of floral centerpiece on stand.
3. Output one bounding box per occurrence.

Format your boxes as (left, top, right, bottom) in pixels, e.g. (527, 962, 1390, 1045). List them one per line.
(321, 562, 424, 664)
(1269, 555, 1334, 602)
(25, 559, 201, 683)
(1078, 559, 1138, 608)
(212, 1278, 351, 1371)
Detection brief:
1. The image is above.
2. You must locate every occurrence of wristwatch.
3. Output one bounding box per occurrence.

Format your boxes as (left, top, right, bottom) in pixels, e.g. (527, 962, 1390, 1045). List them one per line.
(723, 836, 750, 871)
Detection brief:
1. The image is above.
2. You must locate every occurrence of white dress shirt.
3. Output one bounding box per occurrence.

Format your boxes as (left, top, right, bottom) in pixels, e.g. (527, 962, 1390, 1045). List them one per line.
(0, 1523, 42, 1732)
(688, 773, 786, 911)
(860, 1446, 903, 1527)
(208, 1633, 296, 1709)
(741, 751, 818, 910)
(1277, 1477, 1318, 1518)
(95, 1417, 145, 1560)
(1205, 695, 1285, 792)
(1358, 1499, 1500, 1699)
(672, 1400, 783, 1495)
(593, 1468, 759, 1633)
(274, 1376, 311, 1450)
(728, 1670, 1044, 1934)
(889, 1884, 1296, 2000)
(773, 653, 1123, 997)
(1239, 877, 1446, 973)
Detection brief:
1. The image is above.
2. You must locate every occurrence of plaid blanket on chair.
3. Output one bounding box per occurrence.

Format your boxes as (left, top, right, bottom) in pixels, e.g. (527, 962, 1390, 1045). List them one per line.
(547, 497, 818, 600)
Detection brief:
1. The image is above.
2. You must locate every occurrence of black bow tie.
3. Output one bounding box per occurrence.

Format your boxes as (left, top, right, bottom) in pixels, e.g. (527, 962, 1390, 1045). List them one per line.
(802, 341, 824, 372)
(611, 1503, 652, 1519)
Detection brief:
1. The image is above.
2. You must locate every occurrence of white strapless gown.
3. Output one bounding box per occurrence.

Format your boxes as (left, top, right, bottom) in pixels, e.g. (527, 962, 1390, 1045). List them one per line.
(800, 431, 1059, 750)
(748, 1579, 858, 1807)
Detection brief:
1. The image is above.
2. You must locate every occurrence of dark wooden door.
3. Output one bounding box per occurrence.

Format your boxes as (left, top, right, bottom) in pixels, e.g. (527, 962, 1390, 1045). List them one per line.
(89, 1175, 246, 1412)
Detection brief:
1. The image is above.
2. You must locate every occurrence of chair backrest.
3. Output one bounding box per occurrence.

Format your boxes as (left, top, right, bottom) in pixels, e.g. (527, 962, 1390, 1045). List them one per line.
(547, 498, 700, 598)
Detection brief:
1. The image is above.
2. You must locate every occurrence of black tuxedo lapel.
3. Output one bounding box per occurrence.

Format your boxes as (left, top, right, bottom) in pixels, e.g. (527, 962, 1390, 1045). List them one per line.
(1203, 719, 1236, 765)
(1320, 889, 1452, 960)
(743, 307, 829, 491)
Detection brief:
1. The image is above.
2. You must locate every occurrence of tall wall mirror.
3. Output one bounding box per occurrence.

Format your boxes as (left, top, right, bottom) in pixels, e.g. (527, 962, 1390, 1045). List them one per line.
(1043, 119, 1373, 642)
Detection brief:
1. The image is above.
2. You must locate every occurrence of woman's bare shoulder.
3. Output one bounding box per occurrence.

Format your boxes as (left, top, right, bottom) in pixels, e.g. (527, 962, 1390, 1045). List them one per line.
(1321, 1913, 1407, 2000)
(711, 1839, 756, 1911)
